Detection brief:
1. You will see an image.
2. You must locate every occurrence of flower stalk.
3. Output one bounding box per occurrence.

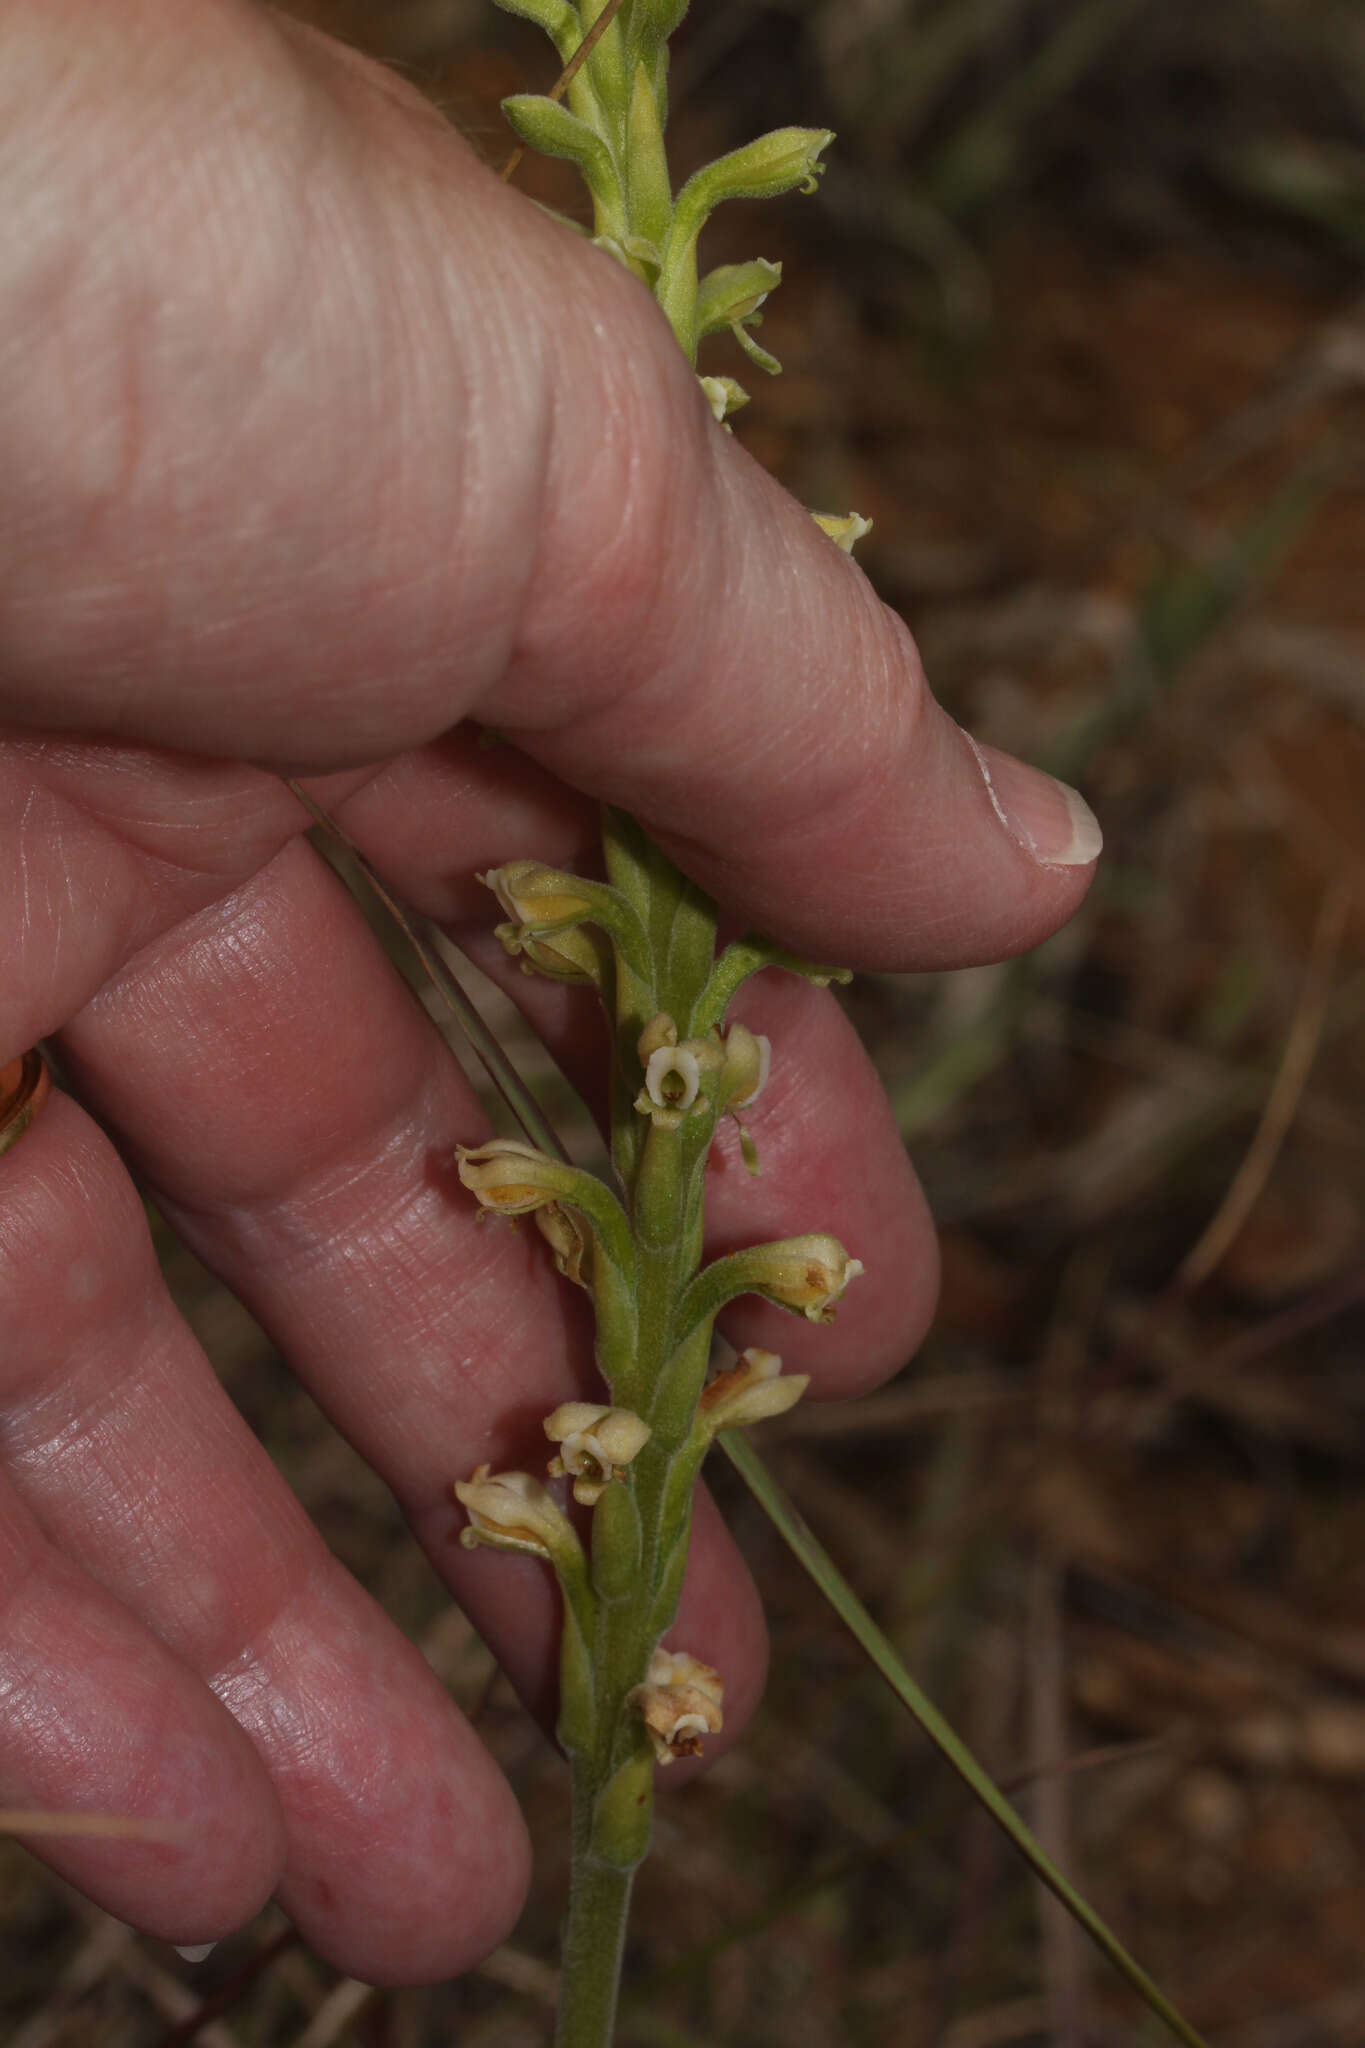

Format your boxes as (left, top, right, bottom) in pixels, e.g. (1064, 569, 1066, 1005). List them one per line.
(456, 822, 857, 2047)
(465, 5, 868, 2039)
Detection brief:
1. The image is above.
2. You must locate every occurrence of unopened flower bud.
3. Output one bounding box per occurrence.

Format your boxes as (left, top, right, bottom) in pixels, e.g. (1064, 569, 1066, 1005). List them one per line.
(699, 374, 749, 423)
(637, 1013, 678, 1062)
(497, 920, 606, 987)
(455, 1465, 579, 1561)
(456, 1138, 570, 1216)
(697, 257, 782, 338)
(811, 510, 873, 554)
(699, 1347, 809, 1432)
(630, 1648, 724, 1765)
(679, 127, 833, 218)
(718, 1024, 771, 1111)
(479, 862, 595, 931)
(592, 231, 661, 280)
(544, 1402, 652, 1505)
(743, 1233, 865, 1322)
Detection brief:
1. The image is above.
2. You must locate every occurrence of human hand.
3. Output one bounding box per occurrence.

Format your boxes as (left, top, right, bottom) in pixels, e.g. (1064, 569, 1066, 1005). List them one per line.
(0, 0, 1099, 1984)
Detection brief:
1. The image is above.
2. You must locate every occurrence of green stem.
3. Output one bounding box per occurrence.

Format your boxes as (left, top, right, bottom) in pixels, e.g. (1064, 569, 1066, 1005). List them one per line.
(555, 1831, 636, 2048)
(558, 1079, 693, 2034)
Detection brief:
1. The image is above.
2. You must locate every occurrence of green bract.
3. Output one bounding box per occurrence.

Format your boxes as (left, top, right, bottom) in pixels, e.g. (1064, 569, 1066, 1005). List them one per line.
(501, 94, 627, 239)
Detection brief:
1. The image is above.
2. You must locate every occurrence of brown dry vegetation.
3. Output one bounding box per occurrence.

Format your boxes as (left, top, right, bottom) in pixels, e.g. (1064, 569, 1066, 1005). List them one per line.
(7, 2, 1365, 2043)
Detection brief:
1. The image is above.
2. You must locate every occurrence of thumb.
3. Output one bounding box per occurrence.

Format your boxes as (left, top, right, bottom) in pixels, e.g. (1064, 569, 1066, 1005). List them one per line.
(0, 0, 1097, 968)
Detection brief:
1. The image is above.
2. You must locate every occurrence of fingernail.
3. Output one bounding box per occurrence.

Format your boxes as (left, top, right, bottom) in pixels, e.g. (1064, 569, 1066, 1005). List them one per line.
(967, 737, 1102, 868)
(174, 1942, 218, 1963)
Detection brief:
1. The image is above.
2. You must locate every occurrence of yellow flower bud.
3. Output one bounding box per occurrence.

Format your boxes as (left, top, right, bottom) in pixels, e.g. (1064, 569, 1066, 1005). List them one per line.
(811, 510, 873, 554)
(496, 920, 606, 987)
(636, 1013, 678, 1062)
(698, 374, 749, 423)
(718, 1024, 771, 1111)
(479, 861, 596, 931)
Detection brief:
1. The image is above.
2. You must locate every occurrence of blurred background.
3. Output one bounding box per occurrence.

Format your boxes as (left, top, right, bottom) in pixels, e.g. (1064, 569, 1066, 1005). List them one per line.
(7, 1, 1365, 2041)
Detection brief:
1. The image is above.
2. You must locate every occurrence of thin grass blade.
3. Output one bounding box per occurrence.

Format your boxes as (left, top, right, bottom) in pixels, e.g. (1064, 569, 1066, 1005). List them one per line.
(719, 1429, 1211, 2048)
(284, 782, 568, 1160)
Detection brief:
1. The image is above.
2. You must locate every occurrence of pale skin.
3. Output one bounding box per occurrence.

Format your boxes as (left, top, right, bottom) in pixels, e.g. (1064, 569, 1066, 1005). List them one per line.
(0, 0, 1099, 1987)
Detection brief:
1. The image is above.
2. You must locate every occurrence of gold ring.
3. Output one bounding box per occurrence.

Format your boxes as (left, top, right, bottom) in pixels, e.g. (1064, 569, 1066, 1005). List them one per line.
(0, 1049, 51, 1160)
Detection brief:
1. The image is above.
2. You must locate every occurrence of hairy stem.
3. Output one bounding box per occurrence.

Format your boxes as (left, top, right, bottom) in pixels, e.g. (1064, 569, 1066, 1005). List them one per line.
(555, 1823, 636, 2048)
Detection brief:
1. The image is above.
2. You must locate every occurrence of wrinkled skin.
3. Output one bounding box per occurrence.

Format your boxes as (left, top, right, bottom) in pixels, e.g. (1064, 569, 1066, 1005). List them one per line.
(0, 1, 1097, 1985)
